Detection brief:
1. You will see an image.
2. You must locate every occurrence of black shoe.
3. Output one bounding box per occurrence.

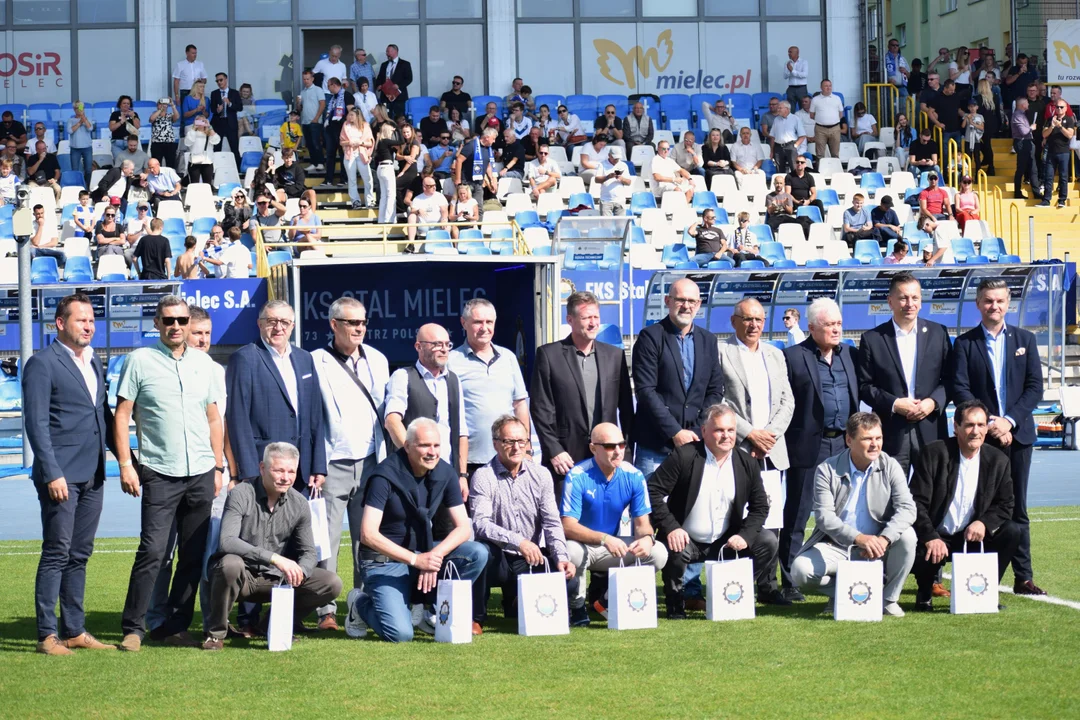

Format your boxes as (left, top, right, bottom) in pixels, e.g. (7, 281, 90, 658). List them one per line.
(782, 587, 806, 603)
(998, 603, 1007, 611)
(1038, 199, 1051, 207)
(666, 596, 687, 619)
(569, 605, 591, 627)
(914, 600, 933, 613)
(1057, 201, 1067, 209)
(757, 587, 793, 606)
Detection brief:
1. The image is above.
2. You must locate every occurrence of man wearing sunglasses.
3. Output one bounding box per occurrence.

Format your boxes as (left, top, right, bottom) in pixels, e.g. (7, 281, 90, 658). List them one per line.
(1038, 96, 1076, 209)
(115, 296, 225, 651)
(593, 104, 625, 146)
(562, 422, 668, 626)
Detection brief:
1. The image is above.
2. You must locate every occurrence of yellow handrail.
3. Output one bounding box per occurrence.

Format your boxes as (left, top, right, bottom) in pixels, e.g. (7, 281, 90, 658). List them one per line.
(1008, 201, 1020, 256)
(863, 83, 899, 127)
(977, 168, 988, 215)
(947, 138, 959, 188)
(934, 126, 944, 175)
(991, 183, 1001, 238)
(905, 95, 916, 126)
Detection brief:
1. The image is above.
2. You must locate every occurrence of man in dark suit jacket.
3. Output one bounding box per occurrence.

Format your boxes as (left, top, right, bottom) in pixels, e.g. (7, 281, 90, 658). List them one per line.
(531, 291, 633, 498)
(857, 272, 950, 477)
(632, 278, 724, 478)
(375, 44, 412, 119)
(909, 399, 1021, 611)
(648, 404, 790, 618)
(23, 294, 116, 654)
(947, 277, 1045, 595)
(780, 298, 858, 601)
(210, 71, 242, 169)
(225, 300, 326, 491)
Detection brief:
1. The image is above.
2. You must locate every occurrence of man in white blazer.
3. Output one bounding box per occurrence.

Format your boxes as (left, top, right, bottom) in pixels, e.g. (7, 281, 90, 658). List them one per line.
(311, 297, 390, 629)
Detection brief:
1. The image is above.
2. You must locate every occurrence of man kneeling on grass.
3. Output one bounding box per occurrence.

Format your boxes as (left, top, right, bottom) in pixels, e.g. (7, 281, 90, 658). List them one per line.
(202, 442, 342, 651)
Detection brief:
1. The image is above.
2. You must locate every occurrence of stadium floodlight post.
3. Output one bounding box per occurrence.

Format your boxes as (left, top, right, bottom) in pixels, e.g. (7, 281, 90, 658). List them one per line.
(11, 186, 34, 467)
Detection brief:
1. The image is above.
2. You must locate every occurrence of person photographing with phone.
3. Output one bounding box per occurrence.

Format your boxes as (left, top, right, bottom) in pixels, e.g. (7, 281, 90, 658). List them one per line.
(596, 146, 631, 216)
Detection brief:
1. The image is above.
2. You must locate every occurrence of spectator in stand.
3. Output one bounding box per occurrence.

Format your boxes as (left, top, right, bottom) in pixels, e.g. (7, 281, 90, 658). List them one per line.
(114, 135, 149, 175)
(795, 96, 814, 154)
(298, 70, 326, 172)
(26, 123, 56, 154)
(289, 198, 322, 254)
(731, 126, 765, 175)
(105, 96, 140, 157)
(1, 162, 23, 205)
(26, 141, 61, 201)
(449, 184, 480, 239)
(842, 193, 881, 250)
(783, 308, 806, 345)
(222, 188, 252, 235)
(577, 134, 608, 187)
(314, 45, 348, 98)
(173, 44, 207, 130)
(961, 99, 985, 176)
(1, 139, 25, 180)
(474, 102, 504, 138)
(893, 113, 916, 170)
(1004, 54, 1037, 108)
(884, 39, 910, 105)
(596, 146, 631, 217)
(1039, 96, 1075, 209)
(768, 101, 805, 175)
(701, 128, 732, 182)
(237, 84, 255, 138)
(593, 104, 625, 146)
(524, 143, 562, 200)
(651, 141, 694, 204)
(954, 51, 973, 97)
(870, 195, 902, 242)
(453, 128, 497, 212)
(420, 106, 448, 148)
(349, 48, 375, 94)
(535, 105, 557, 141)
(954, 176, 981, 233)
(353, 77, 378, 126)
(185, 118, 219, 191)
(785, 155, 824, 215)
(274, 148, 317, 210)
(700, 98, 737, 144)
(883, 239, 914, 265)
(250, 191, 286, 246)
(67, 101, 95, 185)
(340, 109, 375, 210)
(375, 44, 412, 118)
(729, 212, 768, 266)
(91, 162, 134, 213)
(929, 47, 953, 79)
(908, 127, 940, 175)
(673, 130, 704, 176)
(132, 218, 172, 280)
(931, 79, 965, 149)
(279, 110, 302, 153)
(183, 78, 210, 129)
(851, 102, 879, 155)
(173, 236, 201, 279)
(1011, 98, 1041, 201)
(72, 191, 96, 238)
(30, 204, 64, 267)
(688, 208, 731, 266)
(918, 172, 951, 223)
(907, 58, 927, 98)
(124, 202, 151, 248)
(200, 225, 227, 278)
(429, 131, 457, 181)
(759, 97, 780, 141)
(209, 73, 242, 169)
(765, 173, 811, 239)
(522, 126, 544, 161)
(507, 102, 532, 141)
(149, 98, 179, 169)
(447, 106, 470, 146)
(784, 45, 810, 108)
(322, 77, 354, 187)
(405, 175, 449, 245)
(498, 128, 525, 181)
(0, 110, 27, 153)
(504, 77, 535, 115)
(623, 102, 655, 155)
(220, 227, 253, 278)
(146, 158, 183, 213)
(919, 73, 942, 126)
(369, 122, 399, 223)
(395, 126, 421, 213)
(810, 79, 845, 159)
(974, 80, 997, 175)
(93, 200, 127, 262)
(976, 51, 1001, 106)
(440, 75, 471, 118)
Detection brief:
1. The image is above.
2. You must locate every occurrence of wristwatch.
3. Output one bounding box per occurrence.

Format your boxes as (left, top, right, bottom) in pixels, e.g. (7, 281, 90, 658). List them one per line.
(214, 466, 224, 473)
(458, 472, 469, 479)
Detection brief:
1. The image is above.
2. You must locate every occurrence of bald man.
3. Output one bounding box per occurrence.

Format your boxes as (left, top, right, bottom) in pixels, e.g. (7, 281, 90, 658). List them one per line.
(561, 422, 668, 626)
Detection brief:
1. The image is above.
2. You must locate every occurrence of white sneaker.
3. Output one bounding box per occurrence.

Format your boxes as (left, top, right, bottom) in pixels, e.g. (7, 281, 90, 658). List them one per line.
(344, 588, 368, 638)
(883, 602, 905, 617)
(411, 603, 435, 635)
(304, 164, 318, 171)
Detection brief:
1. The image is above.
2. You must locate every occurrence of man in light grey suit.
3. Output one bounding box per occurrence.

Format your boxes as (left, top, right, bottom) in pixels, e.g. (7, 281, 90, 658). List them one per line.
(791, 411, 917, 617)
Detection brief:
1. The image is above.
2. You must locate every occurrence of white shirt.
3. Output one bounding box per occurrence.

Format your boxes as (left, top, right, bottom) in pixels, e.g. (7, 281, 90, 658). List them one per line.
(787, 326, 806, 346)
(730, 140, 764, 170)
(267, 342, 299, 416)
(525, 158, 560, 189)
(172, 59, 207, 92)
(810, 93, 845, 126)
(940, 450, 981, 535)
(579, 142, 607, 169)
(555, 113, 582, 142)
(769, 114, 805, 144)
(510, 115, 533, 139)
(736, 338, 771, 430)
(313, 58, 347, 93)
(795, 110, 815, 146)
(893, 321, 917, 401)
(650, 155, 682, 183)
(221, 241, 252, 278)
(313, 344, 390, 461)
(854, 113, 877, 136)
(355, 91, 379, 123)
(385, 361, 469, 462)
(784, 57, 809, 85)
(59, 342, 98, 401)
(598, 160, 629, 203)
(410, 191, 448, 224)
(683, 451, 736, 544)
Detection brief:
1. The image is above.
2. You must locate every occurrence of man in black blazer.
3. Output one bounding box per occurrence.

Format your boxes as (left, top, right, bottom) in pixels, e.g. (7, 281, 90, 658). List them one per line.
(24, 294, 118, 655)
(909, 400, 1021, 611)
(210, 71, 242, 169)
(649, 404, 790, 618)
(375, 44, 412, 119)
(632, 277, 724, 478)
(948, 277, 1045, 595)
(531, 291, 633, 498)
(779, 297, 858, 601)
(857, 272, 950, 477)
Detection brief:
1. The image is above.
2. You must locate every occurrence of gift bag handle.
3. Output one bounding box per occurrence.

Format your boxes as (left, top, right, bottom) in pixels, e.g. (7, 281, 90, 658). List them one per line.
(617, 555, 644, 568)
(441, 560, 461, 581)
(718, 546, 741, 562)
(962, 540, 985, 554)
(527, 557, 552, 574)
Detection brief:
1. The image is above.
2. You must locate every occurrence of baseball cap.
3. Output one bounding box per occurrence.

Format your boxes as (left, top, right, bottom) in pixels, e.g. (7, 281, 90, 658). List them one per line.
(486, 117, 500, 127)
(138, 202, 149, 210)
(109, 196, 122, 206)
(608, 146, 623, 159)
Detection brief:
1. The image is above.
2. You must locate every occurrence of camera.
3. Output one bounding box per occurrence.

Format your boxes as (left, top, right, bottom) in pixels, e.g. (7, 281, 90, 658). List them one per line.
(15, 186, 30, 206)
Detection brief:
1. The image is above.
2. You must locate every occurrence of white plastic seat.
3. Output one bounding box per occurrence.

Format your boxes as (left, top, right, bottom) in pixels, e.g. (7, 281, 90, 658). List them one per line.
(0, 239, 16, 257)
(807, 222, 834, 248)
(502, 193, 534, 214)
(878, 127, 895, 148)
(239, 136, 263, 155)
(777, 223, 806, 249)
(887, 171, 916, 197)
(0, 257, 17, 284)
(650, 224, 678, 251)
(496, 177, 522, 200)
(96, 254, 129, 279)
(91, 139, 112, 168)
(790, 240, 818, 265)
(545, 146, 569, 165)
(825, 205, 845, 230)
(846, 157, 872, 172)
(523, 226, 550, 253)
(875, 157, 901, 177)
(212, 152, 240, 186)
(829, 172, 859, 200)
(893, 204, 912, 226)
(736, 171, 768, 200)
(155, 200, 187, 221)
(59, 186, 85, 208)
(630, 144, 655, 168)
(862, 141, 887, 159)
(660, 190, 689, 214)
(629, 244, 664, 269)
(654, 130, 676, 147)
(62, 237, 91, 259)
(962, 220, 989, 241)
(709, 174, 740, 200)
(838, 142, 859, 163)
(670, 207, 698, 232)
(822, 239, 851, 264)
(535, 192, 565, 216)
(639, 208, 668, 234)
(558, 176, 586, 199)
(481, 210, 510, 235)
(817, 157, 843, 179)
(185, 182, 215, 209)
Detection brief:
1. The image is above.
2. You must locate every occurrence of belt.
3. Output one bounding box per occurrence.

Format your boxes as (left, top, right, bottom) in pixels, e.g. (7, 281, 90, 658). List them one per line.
(789, 84, 807, 87)
(360, 551, 395, 563)
(778, 141, 796, 147)
(822, 429, 844, 439)
(378, 161, 394, 166)
(816, 122, 840, 129)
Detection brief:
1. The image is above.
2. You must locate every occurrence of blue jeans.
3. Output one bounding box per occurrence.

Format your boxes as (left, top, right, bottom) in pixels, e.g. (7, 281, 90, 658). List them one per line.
(353, 540, 489, 642)
(301, 122, 324, 165)
(70, 146, 93, 184)
(111, 139, 127, 156)
(633, 445, 670, 478)
(942, 131, 964, 155)
(1043, 151, 1070, 202)
(30, 246, 66, 268)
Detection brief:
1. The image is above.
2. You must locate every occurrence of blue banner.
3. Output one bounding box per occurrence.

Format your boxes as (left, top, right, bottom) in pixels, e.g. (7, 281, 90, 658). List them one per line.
(561, 269, 650, 333)
(178, 278, 268, 345)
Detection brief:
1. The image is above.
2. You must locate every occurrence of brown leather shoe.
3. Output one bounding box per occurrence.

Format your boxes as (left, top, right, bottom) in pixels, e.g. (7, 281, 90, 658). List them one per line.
(118, 633, 142, 652)
(201, 636, 224, 651)
(317, 614, 339, 632)
(931, 582, 951, 598)
(63, 632, 116, 650)
(1014, 580, 1047, 595)
(471, 622, 483, 636)
(159, 631, 200, 648)
(227, 624, 261, 639)
(685, 597, 707, 612)
(37, 634, 74, 656)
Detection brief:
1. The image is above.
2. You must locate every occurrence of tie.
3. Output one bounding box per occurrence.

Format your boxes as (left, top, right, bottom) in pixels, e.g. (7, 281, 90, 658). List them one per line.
(389, 61, 396, 78)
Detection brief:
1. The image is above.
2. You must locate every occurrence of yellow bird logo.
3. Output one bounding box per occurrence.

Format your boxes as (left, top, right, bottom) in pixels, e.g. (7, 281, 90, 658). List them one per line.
(1053, 40, 1080, 69)
(594, 30, 675, 89)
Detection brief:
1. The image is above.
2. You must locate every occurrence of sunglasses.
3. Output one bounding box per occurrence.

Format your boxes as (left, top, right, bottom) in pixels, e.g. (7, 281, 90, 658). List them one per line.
(423, 183, 436, 188)
(594, 442, 626, 450)
(452, 81, 462, 85)
(104, 213, 116, 218)
(440, 136, 450, 140)
(538, 151, 549, 156)
(605, 111, 616, 114)
(299, 203, 310, 208)
(336, 318, 368, 327)
(160, 316, 190, 326)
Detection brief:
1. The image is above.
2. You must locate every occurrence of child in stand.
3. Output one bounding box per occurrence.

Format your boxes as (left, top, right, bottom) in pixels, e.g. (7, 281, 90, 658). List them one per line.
(279, 110, 302, 152)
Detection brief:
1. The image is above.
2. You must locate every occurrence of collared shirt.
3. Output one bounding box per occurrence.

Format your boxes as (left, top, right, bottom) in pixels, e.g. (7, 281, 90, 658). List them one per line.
(315, 343, 386, 461)
(58, 341, 98, 401)
(299, 84, 324, 125)
(983, 324, 1008, 421)
(788, 326, 806, 345)
(147, 168, 181, 195)
(386, 361, 468, 459)
(349, 60, 375, 90)
(840, 463, 884, 536)
(116, 342, 223, 477)
(172, 59, 207, 92)
(769, 114, 804, 144)
(893, 321, 917, 400)
(266, 342, 299, 418)
(730, 140, 763, 170)
(470, 456, 568, 562)
(577, 347, 600, 428)
(672, 142, 702, 171)
(810, 93, 844, 126)
(817, 346, 850, 432)
(561, 458, 651, 537)
(217, 481, 316, 577)
(1011, 110, 1034, 140)
(676, 328, 695, 393)
(736, 338, 771, 430)
(449, 342, 529, 465)
(312, 58, 347, 94)
(785, 57, 809, 85)
(682, 450, 736, 544)
(940, 450, 981, 535)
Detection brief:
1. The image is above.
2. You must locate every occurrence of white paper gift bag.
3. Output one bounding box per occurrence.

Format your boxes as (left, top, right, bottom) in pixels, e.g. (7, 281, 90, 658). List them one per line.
(608, 558, 658, 631)
(267, 583, 294, 651)
(201, 491, 227, 582)
(517, 559, 570, 636)
(760, 470, 784, 530)
(434, 561, 473, 644)
(834, 547, 883, 622)
(308, 489, 333, 562)
(950, 541, 999, 615)
(706, 548, 756, 622)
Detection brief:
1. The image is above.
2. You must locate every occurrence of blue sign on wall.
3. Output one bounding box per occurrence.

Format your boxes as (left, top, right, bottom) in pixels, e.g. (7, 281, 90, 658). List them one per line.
(179, 278, 268, 345)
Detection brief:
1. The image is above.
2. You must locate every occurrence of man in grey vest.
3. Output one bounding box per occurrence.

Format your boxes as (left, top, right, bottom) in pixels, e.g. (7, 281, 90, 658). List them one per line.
(385, 323, 469, 500)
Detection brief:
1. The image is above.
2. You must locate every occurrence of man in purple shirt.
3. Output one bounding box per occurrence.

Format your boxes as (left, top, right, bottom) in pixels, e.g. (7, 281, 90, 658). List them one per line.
(1011, 98, 1042, 201)
(469, 415, 575, 622)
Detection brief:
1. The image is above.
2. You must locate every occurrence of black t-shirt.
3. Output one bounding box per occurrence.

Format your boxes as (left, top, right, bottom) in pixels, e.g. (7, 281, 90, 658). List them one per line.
(932, 92, 965, 132)
(501, 140, 526, 172)
(419, 117, 447, 147)
(274, 163, 307, 196)
(440, 91, 471, 118)
(907, 70, 927, 96)
(0, 120, 26, 143)
(363, 466, 463, 549)
(522, 136, 544, 160)
(918, 88, 939, 113)
(785, 171, 815, 202)
(324, 91, 355, 134)
(133, 234, 172, 280)
(93, 220, 123, 244)
(1045, 114, 1077, 155)
(109, 110, 140, 141)
(694, 226, 725, 256)
(593, 113, 620, 140)
(29, 153, 60, 183)
(459, 139, 494, 181)
(910, 139, 937, 163)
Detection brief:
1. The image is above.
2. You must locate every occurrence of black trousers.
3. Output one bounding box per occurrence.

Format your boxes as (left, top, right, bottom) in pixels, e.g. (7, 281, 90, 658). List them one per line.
(323, 125, 343, 185)
(779, 433, 847, 588)
(913, 522, 1021, 594)
(188, 163, 214, 188)
(1011, 138, 1037, 195)
(843, 227, 882, 251)
(988, 439, 1034, 581)
(151, 141, 178, 170)
(890, 425, 923, 480)
(663, 531, 779, 604)
(212, 118, 240, 169)
(120, 466, 215, 638)
(766, 213, 812, 239)
(476, 540, 561, 622)
(773, 141, 798, 175)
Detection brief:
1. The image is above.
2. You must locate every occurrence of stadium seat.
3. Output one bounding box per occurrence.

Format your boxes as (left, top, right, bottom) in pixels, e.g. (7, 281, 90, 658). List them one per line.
(838, 257, 861, 266)
(759, 241, 787, 264)
(598, 244, 622, 270)
(191, 217, 217, 236)
(816, 188, 840, 208)
(817, 158, 843, 179)
(796, 206, 823, 223)
(629, 225, 646, 245)
(266, 250, 291, 268)
(773, 257, 796, 268)
(721, 93, 752, 120)
(950, 238, 977, 263)
(740, 260, 766, 269)
(168, 235, 187, 257)
(63, 256, 94, 283)
(805, 258, 830, 267)
(566, 94, 598, 120)
(514, 210, 544, 230)
(30, 256, 59, 283)
(979, 237, 1006, 261)
(1001, 254, 1021, 263)
(99, 273, 127, 282)
(659, 94, 692, 132)
(962, 220, 990, 241)
(761, 159, 778, 181)
(690, 93, 720, 130)
(749, 224, 773, 242)
(217, 182, 242, 198)
(162, 218, 186, 237)
(567, 193, 594, 211)
(661, 243, 691, 268)
(96, 255, 128, 279)
(239, 151, 263, 174)
(405, 96, 440, 123)
(533, 95, 565, 114)
(707, 259, 733, 269)
(966, 255, 990, 264)
(692, 191, 719, 213)
(630, 192, 657, 215)
(854, 240, 883, 264)
(60, 170, 85, 188)
(860, 172, 885, 197)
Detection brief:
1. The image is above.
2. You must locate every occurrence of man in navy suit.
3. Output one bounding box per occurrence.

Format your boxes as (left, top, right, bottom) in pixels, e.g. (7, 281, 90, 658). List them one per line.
(374, 44, 412, 119)
(210, 71, 242, 169)
(24, 294, 117, 655)
(948, 277, 1045, 595)
(857, 272, 951, 478)
(779, 297, 859, 601)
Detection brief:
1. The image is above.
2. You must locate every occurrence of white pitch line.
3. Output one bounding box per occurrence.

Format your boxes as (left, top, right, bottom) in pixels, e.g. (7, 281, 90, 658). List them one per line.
(1030, 517, 1080, 523)
(0, 548, 137, 557)
(943, 572, 1080, 612)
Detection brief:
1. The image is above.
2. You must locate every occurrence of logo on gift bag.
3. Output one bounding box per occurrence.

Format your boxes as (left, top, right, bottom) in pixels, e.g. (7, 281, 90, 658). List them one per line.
(966, 573, 989, 596)
(628, 588, 649, 612)
(848, 582, 873, 606)
(722, 581, 744, 605)
(536, 594, 559, 618)
(438, 600, 451, 626)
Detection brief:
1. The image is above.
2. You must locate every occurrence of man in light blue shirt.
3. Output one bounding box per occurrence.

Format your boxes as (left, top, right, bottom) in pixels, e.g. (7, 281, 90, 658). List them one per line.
(561, 422, 669, 626)
(842, 192, 881, 251)
(449, 298, 529, 475)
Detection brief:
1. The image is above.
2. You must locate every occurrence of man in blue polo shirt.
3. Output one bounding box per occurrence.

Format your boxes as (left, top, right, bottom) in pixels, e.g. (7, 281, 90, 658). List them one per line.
(561, 422, 668, 627)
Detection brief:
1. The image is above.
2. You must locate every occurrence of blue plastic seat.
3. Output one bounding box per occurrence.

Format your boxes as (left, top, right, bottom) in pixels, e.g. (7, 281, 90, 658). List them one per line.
(751, 92, 782, 118)
(860, 172, 885, 196)
(491, 227, 514, 240)
(0, 380, 21, 411)
(1001, 254, 1021, 263)
(168, 235, 187, 257)
(597, 244, 623, 270)
(566, 94, 598, 121)
(567, 193, 594, 211)
(162, 218, 186, 237)
(749, 224, 774, 242)
(854, 239, 883, 264)
(217, 182, 242, 198)
(60, 204, 77, 224)
(950, 238, 976, 263)
(805, 258, 830, 267)
(661, 243, 691, 268)
(740, 260, 767, 269)
(530, 245, 553, 256)
(629, 225, 646, 245)
(979, 237, 1006, 261)
(239, 151, 263, 174)
(458, 228, 484, 240)
(796, 206, 823, 223)
(759, 241, 787, 264)
(692, 191, 719, 213)
(838, 257, 861, 266)
(191, 217, 217, 235)
(464, 245, 492, 255)
(597, 94, 629, 119)
(472, 95, 505, 117)
(405, 96, 440, 123)
(559, 228, 582, 239)
(60, 170, 85, 188)
(721, 93, 752, 121)
(672, 261, 698, 269)
(773, 258, 797, 268)
(266, 250, 291, 268)
(30, 256, 59, 283)
(101, 273, 128, 282)
(515, 210, 544, 230)
(768, 339, 787, 350)
(761, 159, 778, 180)
(239, 233, 255, 250)
(966, 255, 990, 264)
(690, 93, 721, 129)
(630, 192, 657, 215)
(596, 323, 623, 348)
(426, 229, 452, 241)
(490, 241, 516, 255)
(63, 256, 93, 282)
(533, 95, 565, 113)
(707, 259, 733, 269)
(817, 189, 840, 208)
(659, 94, 692, 132)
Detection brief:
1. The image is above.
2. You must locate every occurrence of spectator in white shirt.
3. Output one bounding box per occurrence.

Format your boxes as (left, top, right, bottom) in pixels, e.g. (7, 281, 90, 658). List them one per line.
(172, 44, 207, 130)
(221, 227, 253, 278)
(700, 99, 737, 144)
(406, 175, 449, 243)
(795, 96, 815, 154)
(783, 308, 806, 346)
(313, 45, 348, 97)
(730, 126, 765, 175)
(596, 146, 631, 216)
(578, 135, 608, 187)
(524, 146, 561, 200)
(768, 101, 806, 175)
(508, 103, 533, 140)
(554, 105, 586, 148)
(809, 79, 845, 159)
(672, 130, 704, 176)
(784, 46, 810, 109)
(651, 141, 694, 203)
(851, 102, 879, 155)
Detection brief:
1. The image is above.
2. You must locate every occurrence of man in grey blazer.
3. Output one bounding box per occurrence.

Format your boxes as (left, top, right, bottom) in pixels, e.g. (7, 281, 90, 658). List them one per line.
(791, 412, 917, 616)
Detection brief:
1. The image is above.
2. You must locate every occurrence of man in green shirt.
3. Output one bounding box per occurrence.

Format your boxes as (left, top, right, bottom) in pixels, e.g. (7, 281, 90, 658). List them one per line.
(115, 295, 225, 652)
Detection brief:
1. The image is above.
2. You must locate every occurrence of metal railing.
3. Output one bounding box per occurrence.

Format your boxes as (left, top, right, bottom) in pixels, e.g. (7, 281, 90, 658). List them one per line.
(1008, 201, 1021, 256)
(863, 83, 899, 128)
(977, 168, 988, 225)
(992, 185, 1002, 239)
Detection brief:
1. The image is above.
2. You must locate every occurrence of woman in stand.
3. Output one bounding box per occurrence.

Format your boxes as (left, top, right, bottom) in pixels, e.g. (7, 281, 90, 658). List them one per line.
(109, 95, 141, 156)
(340, 108, 375, 209)
(701, 128, 732, 182)
(373, 122, 403, 225)
(893, 113, 916, 171)
(354, 77, 379, 124)
(66, 101, 95, 185)
(447, 106, 470, 147)
(449, 183, 480, 240)
(953, 175, 980, 234)
(395, 124, 421, 214)
(184, 117, 219, 190)
(182, 78, 209, 127)
(149, 97, 179, 169)
(974, 78, 998, 175)
(851, 102, 879, 155)
(535, 105, 556, 142)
